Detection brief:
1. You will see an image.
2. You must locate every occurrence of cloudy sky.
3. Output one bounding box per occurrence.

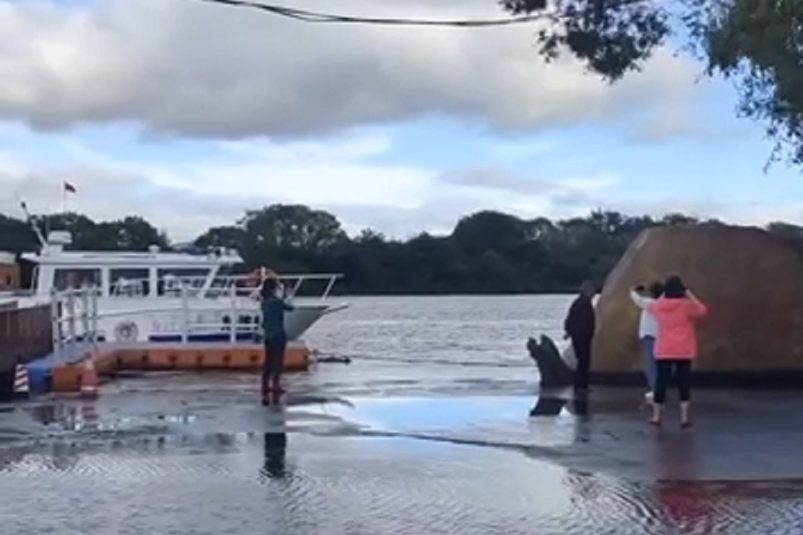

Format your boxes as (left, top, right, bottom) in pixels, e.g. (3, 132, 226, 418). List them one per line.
(2, 0, 803, 242)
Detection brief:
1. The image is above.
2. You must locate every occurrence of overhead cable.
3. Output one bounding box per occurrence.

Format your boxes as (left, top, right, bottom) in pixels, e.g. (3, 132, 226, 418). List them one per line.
(194, 0, 549, 27)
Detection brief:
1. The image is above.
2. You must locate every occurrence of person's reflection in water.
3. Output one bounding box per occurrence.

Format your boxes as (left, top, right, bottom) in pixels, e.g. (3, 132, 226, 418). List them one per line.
(656, 481, 718, 533)
(262, 432, 288, 479)
(529, 395, 592, 444)
(571, 395, 589, 417)
(261, 390, 288, 480)
(529, 395, 590, 417)
(529, 396, 568, 417)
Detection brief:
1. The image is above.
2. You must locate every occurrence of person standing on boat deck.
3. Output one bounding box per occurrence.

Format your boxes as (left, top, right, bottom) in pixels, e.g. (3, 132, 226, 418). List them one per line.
(629, 281, 664, 403)
(563, 280, 596, 393)
(260, 277, 294, 400)
(630, 276, 707, 428)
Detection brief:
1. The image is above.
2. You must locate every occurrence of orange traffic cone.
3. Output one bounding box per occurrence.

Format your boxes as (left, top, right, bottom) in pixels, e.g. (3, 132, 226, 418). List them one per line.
(12, 363, 29, 399)
(80, 358, 99, 398)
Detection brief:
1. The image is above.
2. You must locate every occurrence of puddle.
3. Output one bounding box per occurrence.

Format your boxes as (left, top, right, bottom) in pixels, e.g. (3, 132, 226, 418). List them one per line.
(304, 394, 593, 430)
(0, 431, 800, 535)
(0, 389, 801, 488)
(301, 394, 644, 449)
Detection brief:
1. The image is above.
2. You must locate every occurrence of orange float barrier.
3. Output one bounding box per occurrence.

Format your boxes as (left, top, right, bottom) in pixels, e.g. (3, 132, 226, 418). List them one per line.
(106, 349, 147, 370)
(144, 348, 178, 370)
(48, 342, 312, 392)
(92, 351, 119, 374)
(227, 348, 262, 370)
(183, 349, 210, 369)
(199, 348, 228, 368)
(51, 363, 85, 393)
(284, 342, 311, 371)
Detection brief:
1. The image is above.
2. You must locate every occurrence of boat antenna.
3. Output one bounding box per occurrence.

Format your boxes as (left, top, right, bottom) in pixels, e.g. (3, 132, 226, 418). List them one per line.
(17, 197, 47, 248)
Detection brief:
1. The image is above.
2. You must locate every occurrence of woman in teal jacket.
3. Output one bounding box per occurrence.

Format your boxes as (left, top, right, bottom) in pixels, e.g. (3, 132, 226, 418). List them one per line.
(260, 277, 294, 400)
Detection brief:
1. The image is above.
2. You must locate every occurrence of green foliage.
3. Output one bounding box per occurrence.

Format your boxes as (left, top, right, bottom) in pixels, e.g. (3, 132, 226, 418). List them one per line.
(500, 0, 803, 166)
(5, 203, 796, 294)
(693, 0, 803, 166)
(500, 0, 671, 80)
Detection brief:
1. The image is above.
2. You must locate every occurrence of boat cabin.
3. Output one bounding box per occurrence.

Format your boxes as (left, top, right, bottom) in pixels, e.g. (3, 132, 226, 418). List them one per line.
(19, 231, 245, 298)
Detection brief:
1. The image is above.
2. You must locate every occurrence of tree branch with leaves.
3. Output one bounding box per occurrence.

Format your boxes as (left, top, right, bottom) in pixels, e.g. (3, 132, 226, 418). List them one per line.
(500, 0, 803, 167)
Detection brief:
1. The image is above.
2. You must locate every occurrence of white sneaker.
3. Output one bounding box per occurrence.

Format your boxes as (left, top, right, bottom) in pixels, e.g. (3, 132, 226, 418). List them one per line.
(644, 391, 654, 402)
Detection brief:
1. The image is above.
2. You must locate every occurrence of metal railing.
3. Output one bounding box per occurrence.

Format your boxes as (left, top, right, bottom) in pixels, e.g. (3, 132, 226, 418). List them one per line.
(50, 286, 101, 362)
(109, 273, 343, 301)
(50, 278, 346, 358)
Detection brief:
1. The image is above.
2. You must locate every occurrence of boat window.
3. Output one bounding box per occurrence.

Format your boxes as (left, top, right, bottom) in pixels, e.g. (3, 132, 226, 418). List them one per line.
(157, 268, 212, 297)
(54, 268, 101, 291)
(110, 268, 150, 297)
(206, 265, 236, 297)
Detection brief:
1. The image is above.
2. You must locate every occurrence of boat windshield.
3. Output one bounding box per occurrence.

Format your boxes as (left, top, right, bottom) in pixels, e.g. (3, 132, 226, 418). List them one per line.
(206, 264, 237, 298)
(156, 267, 216, 297)
(110, 267, 150, 297)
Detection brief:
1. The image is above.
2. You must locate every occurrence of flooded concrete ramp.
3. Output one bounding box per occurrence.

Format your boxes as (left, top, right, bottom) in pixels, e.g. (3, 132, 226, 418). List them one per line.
(0, 376, 802, 534)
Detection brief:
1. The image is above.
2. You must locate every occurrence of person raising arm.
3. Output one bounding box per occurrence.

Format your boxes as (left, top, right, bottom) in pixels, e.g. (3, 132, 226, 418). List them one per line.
(629, 281, 664, 402)
(260, 278, 295, 401)
(644, 276, 708, 428)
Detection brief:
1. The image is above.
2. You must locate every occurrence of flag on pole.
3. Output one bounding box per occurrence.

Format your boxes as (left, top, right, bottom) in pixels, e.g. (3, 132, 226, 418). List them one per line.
(63, 181, 76, 194)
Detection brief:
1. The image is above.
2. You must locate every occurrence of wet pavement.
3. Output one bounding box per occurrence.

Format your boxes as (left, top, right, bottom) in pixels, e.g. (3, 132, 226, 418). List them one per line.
(1, 371, 803, 534)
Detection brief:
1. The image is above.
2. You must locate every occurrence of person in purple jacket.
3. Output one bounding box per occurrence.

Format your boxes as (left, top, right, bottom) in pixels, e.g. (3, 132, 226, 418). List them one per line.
(563, 280, 596, 393)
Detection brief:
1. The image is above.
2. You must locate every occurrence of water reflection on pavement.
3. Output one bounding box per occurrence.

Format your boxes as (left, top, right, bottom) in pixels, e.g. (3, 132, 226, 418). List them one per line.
(0, 379, 802, 535)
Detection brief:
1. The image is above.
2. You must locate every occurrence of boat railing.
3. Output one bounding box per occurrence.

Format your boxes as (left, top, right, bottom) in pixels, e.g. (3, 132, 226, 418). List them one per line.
(0, 289, 37, 298)
(50, 286, 102, 362)
(51, 281, 343, 360)
(109, 273, 343, 301)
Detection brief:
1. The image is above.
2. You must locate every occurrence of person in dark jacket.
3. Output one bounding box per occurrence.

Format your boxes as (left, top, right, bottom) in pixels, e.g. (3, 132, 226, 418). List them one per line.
(260, 277, 294, 401)
(563, 280, 596, 392)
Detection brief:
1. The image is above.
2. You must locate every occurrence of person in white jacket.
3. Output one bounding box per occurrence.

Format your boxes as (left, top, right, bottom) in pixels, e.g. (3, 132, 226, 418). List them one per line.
(629, 281, 664, 401)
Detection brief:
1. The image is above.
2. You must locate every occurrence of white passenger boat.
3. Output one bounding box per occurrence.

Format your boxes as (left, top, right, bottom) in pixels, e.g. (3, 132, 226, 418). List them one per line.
(6, 229, 348, 343)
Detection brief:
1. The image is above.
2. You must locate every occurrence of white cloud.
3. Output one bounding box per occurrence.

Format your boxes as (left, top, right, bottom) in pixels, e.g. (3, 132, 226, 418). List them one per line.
(2, 131, 802, 243)
(484, 139, 557, 161)
(601, 197, 803, 226)
(0, 0, 706, 139)
(0, 127, 616, 240)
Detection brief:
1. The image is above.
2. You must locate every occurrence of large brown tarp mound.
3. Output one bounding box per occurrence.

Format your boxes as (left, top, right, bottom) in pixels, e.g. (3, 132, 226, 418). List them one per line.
(593, 224, 803, 381)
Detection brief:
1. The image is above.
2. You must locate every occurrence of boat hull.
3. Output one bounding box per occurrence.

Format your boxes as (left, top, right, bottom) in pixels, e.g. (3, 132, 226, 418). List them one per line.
(48, 297, 347, 344)
(146, 303, 334, 343)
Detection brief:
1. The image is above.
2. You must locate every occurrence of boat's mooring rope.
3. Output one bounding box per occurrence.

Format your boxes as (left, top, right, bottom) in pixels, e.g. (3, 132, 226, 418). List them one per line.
(309, 349, 527, 368)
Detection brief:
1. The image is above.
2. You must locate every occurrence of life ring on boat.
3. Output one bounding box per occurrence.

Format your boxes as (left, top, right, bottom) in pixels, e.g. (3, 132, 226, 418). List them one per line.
(114, 321, 139, 343)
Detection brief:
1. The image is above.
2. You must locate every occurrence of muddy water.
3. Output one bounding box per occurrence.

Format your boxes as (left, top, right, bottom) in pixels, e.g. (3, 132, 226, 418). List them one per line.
(0, 296, 801, 534)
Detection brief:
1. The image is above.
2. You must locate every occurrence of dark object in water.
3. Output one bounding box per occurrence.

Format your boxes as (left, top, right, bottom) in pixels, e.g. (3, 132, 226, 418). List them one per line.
(529, 395, 589, 417)
(316, 355, 351, 364)
(529, 396, 567, 416)
(262, 432, 288, 479)
(526, 334, 575, 389)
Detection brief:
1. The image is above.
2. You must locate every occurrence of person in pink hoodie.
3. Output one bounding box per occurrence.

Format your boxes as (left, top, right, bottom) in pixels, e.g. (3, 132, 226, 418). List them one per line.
(629, 275, 707, 428)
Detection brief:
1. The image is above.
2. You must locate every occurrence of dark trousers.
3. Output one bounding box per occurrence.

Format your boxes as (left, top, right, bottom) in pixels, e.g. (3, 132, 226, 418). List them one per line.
(571, 336, 592, 390)
(263, 336, 287, 385)
(654, 359, 692, 404)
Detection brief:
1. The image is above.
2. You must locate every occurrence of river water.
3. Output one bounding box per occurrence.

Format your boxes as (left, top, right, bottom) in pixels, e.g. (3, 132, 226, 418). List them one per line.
(1, 295, 802, 535)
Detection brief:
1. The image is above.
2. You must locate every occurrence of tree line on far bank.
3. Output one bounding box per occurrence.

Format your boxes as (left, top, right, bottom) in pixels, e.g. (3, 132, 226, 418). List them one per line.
(1, 205, 801, 294)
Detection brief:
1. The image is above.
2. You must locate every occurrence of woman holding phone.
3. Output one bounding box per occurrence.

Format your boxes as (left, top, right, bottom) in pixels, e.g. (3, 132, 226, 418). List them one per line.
(630, 276, 707, 428)
(630, 280, 664, 402)
(260, 276, 295, 401)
